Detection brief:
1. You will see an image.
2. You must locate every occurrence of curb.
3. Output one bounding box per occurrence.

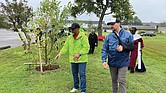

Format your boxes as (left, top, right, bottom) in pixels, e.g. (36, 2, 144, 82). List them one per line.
(0, 45, 11, 50)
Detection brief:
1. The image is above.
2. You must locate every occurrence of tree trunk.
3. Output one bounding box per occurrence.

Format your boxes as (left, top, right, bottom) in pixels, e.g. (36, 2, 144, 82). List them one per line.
(48, 37, 54, 56)
(97, 17, 103, 36)
(13, 23, 18, 32)
(27, 38, 31, 50)
(97, 11, 105, 36)
(17, 30, 27, 50)
(97, 5, 107, 36)
(22, 28, 31, 50)
(24, 32, 31, 50)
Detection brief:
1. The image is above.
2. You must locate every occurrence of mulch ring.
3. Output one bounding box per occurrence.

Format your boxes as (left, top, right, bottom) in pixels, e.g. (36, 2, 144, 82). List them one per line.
(35, 65, 60, 71)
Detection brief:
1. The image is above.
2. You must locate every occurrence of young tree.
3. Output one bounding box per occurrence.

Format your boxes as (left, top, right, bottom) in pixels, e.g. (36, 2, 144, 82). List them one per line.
(29, 0, 71, 65)
(71, 0, 135, 36)
(0, 0, 33, 50)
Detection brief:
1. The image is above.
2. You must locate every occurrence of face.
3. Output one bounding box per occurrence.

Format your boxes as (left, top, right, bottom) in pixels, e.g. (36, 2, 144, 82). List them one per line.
(110, 23, 120, 31)
(71, 28, 79, 35)
(91, 30, 95, 34)
(130, 30, 136, 35)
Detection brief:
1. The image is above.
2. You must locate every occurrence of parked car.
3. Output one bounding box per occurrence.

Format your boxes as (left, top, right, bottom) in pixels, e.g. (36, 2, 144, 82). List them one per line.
(140, 31, 156, 37)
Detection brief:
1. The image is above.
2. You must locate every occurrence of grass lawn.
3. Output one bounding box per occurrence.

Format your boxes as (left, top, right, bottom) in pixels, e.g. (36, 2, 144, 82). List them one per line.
(0, 33, 166, 93)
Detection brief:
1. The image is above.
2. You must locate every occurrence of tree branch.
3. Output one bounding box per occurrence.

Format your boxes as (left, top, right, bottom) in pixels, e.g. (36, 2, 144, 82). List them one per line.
(105, 12, 112, 15)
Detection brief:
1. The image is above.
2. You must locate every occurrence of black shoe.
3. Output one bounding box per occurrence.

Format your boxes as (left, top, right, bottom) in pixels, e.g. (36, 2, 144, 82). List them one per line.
(128, 66, 130, 70)
(130, 68, 134, 73)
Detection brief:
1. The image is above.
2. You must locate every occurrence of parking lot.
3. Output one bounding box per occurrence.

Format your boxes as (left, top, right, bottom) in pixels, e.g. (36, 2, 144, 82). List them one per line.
(0, 29, 22, 48)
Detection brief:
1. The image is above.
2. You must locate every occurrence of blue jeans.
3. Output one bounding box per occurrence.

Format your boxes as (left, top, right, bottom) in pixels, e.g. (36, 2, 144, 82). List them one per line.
(71, 62, 86, 92)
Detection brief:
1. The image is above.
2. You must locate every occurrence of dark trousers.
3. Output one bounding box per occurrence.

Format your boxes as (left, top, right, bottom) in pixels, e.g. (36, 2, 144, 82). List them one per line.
(89, 44, 95, 54)
(71, 62, 86, 92)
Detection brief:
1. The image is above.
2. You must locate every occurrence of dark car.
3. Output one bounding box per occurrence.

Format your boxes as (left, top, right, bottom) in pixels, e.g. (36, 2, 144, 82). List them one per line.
(140, 31, 156, 37)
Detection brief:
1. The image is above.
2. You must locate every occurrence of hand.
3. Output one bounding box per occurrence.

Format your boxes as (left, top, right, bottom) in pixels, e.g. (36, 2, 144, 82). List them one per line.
(117, 45, 123, 52)
(95, 43, 98, 46)
(54, 54, 61, 60)
(73, 54, 81, 61)
(102, 62, 107, 69)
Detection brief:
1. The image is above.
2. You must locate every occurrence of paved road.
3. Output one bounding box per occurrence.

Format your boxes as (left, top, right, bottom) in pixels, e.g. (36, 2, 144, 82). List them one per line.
(0, 29, 22, 48)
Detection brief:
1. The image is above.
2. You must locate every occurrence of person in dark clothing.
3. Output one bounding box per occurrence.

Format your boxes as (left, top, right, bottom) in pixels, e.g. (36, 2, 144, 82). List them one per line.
(88, 30, 98, 54)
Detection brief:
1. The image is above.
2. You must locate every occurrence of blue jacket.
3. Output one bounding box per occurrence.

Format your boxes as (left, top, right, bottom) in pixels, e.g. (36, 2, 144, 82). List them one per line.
(102, 28, 134, 67)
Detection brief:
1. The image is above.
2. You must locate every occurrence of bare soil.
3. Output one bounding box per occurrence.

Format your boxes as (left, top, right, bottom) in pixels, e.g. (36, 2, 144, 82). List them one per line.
(35, 65, 60, 71)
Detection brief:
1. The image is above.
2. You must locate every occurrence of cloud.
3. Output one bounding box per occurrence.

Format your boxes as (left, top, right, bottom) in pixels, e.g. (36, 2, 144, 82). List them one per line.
(1, 0, 166, 22)
(130, 0, 166, 22)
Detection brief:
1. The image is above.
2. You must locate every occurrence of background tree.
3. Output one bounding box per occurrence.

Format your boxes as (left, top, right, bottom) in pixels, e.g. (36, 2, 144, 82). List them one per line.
(71, 0, 135, 36)
(132, 16, 143, 25)
(122, 16, 143, 25)
(0, 14, 11, 28)
(159, 22, 166, 27)
(88, 21, 94, 29)
(29, 0, 71, 65)
(0, 0, 33, 51)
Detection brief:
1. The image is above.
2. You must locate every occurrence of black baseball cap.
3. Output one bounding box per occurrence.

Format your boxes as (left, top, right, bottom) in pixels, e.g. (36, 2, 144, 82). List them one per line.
(69, 23, 80, 30)
(107, 18, 121, 25)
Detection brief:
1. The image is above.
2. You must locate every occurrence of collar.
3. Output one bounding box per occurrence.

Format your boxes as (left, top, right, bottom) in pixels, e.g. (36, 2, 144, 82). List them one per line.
(73, 34, 78, 40)
(117, 28, 121, 36)
(72, 32, 84, 40)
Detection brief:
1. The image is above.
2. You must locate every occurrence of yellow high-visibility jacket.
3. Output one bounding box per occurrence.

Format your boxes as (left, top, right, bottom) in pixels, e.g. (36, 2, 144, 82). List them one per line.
(60, 32, 89, 63)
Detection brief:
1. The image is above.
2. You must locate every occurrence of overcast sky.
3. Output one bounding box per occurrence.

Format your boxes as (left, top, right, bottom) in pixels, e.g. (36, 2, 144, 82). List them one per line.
(1, 0, 166, 23)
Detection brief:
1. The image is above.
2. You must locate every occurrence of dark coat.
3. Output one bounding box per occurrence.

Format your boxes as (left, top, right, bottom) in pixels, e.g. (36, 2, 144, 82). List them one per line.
(88, 33, 98, 46)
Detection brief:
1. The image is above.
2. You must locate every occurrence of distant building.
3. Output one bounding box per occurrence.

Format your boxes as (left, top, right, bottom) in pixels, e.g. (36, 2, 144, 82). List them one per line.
(66, 20, 159, 32)
(142, 22, 159, 27)
(66, 20, 106, 28)
(103, 24, 158, 32)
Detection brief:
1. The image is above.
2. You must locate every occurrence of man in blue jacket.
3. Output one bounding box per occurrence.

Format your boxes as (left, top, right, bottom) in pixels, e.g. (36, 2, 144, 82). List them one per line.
(101, 18, 134, 93)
